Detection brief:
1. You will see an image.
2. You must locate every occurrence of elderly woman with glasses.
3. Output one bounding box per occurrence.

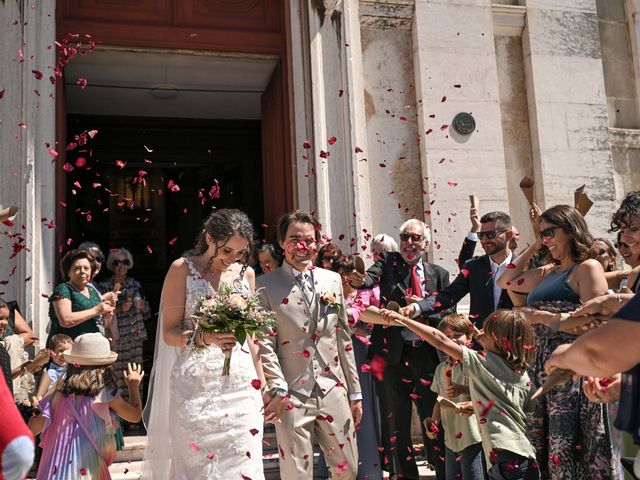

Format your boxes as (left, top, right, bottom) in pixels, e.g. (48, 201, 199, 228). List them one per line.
(497, 205, 616, 480)
(97, 248, 149, 388)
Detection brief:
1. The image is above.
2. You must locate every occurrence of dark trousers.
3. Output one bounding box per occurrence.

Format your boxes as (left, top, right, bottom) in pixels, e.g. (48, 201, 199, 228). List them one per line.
(375, 342, 446, 480)
(488, 451, 539, 480)
(445, 443, 487, 480)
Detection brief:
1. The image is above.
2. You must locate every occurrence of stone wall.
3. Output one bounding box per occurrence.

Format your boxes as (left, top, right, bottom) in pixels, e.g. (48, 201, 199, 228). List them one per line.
(361, 22, 423, 261)
(0, 0, 57, 339)
(522, 0, 617, 236)
(495, 35, 536, 248)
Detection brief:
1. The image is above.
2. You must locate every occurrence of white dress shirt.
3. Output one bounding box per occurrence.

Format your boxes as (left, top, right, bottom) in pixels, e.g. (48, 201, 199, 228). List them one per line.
(489, 252, 513, 310)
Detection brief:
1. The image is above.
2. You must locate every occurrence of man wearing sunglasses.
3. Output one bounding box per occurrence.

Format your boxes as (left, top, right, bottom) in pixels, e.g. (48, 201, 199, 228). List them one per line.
(402, 212, 516, 328)
(458, 207, 520, 268)
(357, 219, 451, 480)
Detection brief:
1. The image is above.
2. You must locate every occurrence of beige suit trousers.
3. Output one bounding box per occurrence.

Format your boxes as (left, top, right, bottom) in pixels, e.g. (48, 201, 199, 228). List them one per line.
(276, 385, 358, 479)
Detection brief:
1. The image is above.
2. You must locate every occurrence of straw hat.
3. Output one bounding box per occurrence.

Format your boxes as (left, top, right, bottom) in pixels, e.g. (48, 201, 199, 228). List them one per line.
(64, 333, 118, 366)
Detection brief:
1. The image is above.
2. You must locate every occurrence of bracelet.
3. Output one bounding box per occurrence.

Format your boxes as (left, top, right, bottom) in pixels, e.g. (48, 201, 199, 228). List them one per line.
(201, 330, 211, 346)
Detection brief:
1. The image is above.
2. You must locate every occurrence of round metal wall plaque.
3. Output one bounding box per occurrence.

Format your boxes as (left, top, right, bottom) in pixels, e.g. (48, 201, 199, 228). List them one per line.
(452, 113, 475, 135)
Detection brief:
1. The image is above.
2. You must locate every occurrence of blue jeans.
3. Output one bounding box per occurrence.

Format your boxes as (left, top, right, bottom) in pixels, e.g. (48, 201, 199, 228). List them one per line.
(445, 443, 487, 480)
(487, 451, 539, 480)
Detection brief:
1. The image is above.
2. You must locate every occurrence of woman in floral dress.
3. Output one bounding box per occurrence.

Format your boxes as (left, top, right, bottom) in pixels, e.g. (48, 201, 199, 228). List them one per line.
(98, 248, 149, 383)
(497, 205, 617, 479)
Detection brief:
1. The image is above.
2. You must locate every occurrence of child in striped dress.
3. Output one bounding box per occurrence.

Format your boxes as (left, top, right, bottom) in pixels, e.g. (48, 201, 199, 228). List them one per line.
(28, 333, 144, 479)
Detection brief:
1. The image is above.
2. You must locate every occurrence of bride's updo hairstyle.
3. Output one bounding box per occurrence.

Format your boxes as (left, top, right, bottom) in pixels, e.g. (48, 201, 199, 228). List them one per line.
(194, 209, 255, 274)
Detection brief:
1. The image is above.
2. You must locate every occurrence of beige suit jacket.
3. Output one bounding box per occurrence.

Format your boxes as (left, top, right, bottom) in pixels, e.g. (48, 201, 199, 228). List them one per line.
(257, 262, 361, 399)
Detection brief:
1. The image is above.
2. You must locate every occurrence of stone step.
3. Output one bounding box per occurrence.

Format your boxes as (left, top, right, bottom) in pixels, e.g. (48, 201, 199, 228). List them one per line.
(115, 435, 147, 463)
(108, 457, 436, 479)
(109, 432, 436, 479)
(110, 460, 142, 480)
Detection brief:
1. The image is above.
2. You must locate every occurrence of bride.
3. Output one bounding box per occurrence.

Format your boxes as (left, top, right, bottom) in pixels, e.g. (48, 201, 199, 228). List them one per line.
(142, 209, 270, 479)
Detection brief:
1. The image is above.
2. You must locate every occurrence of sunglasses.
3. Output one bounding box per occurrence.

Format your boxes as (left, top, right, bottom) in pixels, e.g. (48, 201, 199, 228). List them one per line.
(596, 249, 608, 256)
(399, 233, 424, 242)
(112, 259, 130, 267)
(477, 230, 508, 240)
(539, 226, 562, 239)
(94, 255, 105, 264)
(615, 241, 629, 249)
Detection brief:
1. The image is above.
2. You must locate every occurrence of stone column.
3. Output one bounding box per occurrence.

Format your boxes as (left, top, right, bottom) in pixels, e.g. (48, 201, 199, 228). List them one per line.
(288, 0, 372, 251)
(412, 0, 508, 273)
(522, 0, 617, 232)
(0, 1, 56, 338)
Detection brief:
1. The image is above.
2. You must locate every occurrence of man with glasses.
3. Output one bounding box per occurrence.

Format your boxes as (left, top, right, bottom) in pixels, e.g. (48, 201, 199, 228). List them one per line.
(357, 219, 451, 480)
(458, 207, 520, 268)
(401, 211, 516, 328)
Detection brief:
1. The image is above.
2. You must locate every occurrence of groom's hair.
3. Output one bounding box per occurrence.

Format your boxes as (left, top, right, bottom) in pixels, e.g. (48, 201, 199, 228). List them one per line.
(278, 210, 321, 243)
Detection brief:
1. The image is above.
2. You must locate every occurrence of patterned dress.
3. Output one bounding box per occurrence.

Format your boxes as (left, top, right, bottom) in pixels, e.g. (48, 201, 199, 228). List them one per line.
(36, 388, 120, 479)
(526, 267, 617, 480)
(97, 277, 149, 378)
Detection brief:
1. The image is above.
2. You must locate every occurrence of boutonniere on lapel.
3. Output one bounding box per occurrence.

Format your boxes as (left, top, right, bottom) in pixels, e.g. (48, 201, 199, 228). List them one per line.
(319, 292, 342, 310)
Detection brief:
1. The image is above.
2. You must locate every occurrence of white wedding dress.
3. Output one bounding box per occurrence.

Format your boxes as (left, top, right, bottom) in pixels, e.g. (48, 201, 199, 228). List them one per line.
(142, 259, 264, 480)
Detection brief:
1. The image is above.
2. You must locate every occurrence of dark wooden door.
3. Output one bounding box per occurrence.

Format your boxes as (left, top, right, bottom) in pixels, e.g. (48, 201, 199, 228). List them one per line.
(261, 61, 294, 241)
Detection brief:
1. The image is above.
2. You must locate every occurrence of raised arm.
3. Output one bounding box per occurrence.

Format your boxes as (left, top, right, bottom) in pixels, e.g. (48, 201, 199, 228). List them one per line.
(381, 309, 463, 362)
(495, 241, 548, 293)
(546, 318, 640, 377)
(53, 298, 113, 329)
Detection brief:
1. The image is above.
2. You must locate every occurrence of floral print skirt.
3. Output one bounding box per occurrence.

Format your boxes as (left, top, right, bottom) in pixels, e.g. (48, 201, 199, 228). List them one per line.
(527, 326, 618, 480)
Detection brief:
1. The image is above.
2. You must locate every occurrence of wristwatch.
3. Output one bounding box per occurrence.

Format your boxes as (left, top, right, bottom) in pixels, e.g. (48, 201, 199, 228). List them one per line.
(270, 388, 288, 398)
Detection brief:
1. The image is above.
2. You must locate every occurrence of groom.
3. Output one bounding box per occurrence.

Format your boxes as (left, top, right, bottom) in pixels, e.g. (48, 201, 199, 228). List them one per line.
(258, 210, 362, 479)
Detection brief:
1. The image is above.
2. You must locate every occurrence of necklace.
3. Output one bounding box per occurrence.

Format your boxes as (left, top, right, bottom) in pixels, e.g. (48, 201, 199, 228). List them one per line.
(67, 281, 90, 298)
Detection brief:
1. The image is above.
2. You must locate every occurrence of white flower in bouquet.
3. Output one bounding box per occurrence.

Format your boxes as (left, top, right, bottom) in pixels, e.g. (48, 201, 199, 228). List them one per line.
(190, 283, 276, 375)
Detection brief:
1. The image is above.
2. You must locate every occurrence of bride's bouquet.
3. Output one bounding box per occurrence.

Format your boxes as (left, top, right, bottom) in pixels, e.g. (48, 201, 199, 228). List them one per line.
(190, 283, 276, 375)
